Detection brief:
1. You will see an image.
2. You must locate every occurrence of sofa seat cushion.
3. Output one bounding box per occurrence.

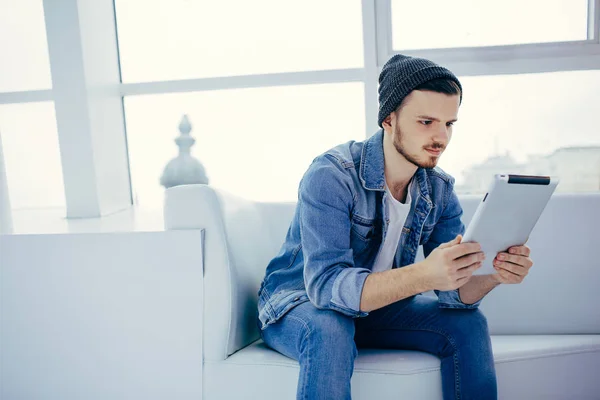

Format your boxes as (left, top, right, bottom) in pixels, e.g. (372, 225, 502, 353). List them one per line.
(203, 335, 600, 400)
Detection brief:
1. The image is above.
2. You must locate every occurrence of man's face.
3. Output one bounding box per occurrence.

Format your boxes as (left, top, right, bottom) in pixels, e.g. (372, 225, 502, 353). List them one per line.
(388, 90, 460, 169)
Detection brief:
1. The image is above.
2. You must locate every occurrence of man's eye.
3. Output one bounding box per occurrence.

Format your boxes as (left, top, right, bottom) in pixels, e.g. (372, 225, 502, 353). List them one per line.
(420, 120, 432, 125)
(446, 122, 455, 126)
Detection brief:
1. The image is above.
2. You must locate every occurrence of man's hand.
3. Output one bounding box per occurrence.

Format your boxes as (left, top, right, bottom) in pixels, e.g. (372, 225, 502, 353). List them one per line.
(420, 235, 485, 291)
(492, 245, 533, 284)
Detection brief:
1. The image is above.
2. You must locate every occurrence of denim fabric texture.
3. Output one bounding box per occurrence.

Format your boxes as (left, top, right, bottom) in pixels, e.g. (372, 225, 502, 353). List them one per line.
(257, 129, 481, 331)
(260, 295, 497, 400)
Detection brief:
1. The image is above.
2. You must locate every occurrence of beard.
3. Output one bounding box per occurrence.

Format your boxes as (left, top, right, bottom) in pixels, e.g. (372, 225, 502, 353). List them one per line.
(392, 124, 444, 169)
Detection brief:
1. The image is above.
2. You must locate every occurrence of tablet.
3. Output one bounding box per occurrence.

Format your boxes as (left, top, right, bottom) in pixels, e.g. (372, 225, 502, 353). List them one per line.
(462, 174, 559, 275)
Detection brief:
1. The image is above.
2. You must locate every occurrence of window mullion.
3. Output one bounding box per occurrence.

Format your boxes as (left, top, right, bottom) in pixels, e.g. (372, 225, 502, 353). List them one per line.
(374, 0, 393, 68)
(43, 0, 131, 218)
(0, 90, 53, 105)
(589, 0, 600, 42)
(119, 69, 364, 97)
(362, 0, 380, 136)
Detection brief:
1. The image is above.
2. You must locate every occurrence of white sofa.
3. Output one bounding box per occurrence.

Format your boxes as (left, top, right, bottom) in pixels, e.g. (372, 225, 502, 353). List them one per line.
(164, 185, 600, 400)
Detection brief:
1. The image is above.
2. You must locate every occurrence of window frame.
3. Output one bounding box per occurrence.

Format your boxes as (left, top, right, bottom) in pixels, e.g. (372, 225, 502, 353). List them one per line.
(375, 0, 600, 76)
(0, 0, 598, 218)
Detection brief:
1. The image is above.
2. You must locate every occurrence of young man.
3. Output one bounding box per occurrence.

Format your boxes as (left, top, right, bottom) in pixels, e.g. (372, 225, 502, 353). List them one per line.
(257, 54, 535, 400)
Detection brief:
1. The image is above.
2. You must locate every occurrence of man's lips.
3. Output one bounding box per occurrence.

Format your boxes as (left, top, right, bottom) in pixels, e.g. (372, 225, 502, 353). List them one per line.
(425, 148, 443, 156)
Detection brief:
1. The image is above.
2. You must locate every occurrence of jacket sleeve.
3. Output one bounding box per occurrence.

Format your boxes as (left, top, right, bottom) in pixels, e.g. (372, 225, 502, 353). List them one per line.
(422, 183, 482, 309)
(298, 156, 370, 318)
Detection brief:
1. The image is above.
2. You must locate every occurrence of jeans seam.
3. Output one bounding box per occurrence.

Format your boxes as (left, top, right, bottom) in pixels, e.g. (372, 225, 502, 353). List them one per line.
(360, 325, 461, 399)
(287, 315, 312, 400)
(286, 314, 313, 337)
(411, 324, 462, 400)
(285, 244, 303, 270)
(305, 334, 310, 400)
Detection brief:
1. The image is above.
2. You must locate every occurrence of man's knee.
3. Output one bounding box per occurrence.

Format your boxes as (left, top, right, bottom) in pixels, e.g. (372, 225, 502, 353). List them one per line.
(432, 309, 491, 359)
(461, 308, 489, 335)
(446, 308, 491, 347)
(303, 310, 357, 357)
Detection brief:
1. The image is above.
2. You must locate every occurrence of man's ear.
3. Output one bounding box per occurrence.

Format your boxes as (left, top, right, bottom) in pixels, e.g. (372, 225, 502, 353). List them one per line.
(382, 114, 393, 130)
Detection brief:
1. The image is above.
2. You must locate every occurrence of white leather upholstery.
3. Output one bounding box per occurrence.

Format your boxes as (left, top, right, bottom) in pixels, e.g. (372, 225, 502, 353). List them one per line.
(204, 336, 600, 400)
(420, 193, 600, 334)
(164, 184, 600, 398)
(164, 185, 295, 361)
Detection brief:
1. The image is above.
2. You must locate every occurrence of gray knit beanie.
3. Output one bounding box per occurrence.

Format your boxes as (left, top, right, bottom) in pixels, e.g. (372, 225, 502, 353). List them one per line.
(377, 54, 462, 127)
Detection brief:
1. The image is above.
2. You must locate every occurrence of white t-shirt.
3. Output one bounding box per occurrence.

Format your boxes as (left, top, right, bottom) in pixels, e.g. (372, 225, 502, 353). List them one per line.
(371, 179, 413, 273)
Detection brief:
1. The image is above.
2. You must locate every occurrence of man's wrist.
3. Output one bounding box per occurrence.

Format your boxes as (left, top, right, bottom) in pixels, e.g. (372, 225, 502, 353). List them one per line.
(489, 273, 503, 285)
(459, 274, 502, 304)
(467, 274, 502, 289)
(411, 261, 435, 293)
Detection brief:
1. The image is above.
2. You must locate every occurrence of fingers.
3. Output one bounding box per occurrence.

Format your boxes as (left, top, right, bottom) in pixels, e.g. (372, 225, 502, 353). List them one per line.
(447, 241, 482, 260)
(494, 252, 533, 270)
(494, 266, 524, 284)
(506, 245, 531, 257)
(493, 260, 529, 276)
(455, 252, 485, 269)
(493, 247, 533, 285)
(438, 234, 462, 250)
(457, 261, 482, 279)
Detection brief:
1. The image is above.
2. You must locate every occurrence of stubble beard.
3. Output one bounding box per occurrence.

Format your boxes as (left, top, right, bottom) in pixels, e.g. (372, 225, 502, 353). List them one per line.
(393, 124, 442, 169)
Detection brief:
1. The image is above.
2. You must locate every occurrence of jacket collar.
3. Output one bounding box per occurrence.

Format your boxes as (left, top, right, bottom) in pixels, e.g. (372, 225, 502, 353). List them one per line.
(359, 129, 433, 207)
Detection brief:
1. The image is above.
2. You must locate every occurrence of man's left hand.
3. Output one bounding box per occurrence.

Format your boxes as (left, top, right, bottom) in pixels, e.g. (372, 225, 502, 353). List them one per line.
(492, 245, 533, 284)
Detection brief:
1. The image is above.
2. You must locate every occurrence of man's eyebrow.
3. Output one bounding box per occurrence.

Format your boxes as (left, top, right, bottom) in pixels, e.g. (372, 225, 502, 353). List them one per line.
(417, 115, 458, 123)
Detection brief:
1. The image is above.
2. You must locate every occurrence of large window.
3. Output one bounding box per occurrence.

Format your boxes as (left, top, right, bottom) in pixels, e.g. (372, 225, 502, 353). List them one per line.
(114, 0, 364, 83)
(115, 0, 368, 208)
(0, 0, 52, 92)
(2, 1, 599, 219)
(438, 69, 600, 194)
(124, 83, 365, 208)
(0, 102, 65, 209)
(391, 0, 589, 50)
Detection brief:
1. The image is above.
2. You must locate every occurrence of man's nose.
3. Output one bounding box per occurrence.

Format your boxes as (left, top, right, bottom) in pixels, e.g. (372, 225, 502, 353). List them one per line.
(434, 125, 450, 142)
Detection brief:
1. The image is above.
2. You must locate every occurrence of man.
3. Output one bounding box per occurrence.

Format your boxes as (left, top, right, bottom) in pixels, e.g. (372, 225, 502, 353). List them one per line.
(257, 54, 534, 400)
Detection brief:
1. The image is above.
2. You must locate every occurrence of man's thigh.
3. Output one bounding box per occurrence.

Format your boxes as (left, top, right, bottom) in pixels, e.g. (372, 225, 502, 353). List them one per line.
(354, 294, 490, 354)
(261, 301, 356, 361)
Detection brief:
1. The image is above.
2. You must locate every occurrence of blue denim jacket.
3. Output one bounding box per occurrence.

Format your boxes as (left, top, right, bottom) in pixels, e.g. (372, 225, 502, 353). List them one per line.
(258, 129, 481, 330)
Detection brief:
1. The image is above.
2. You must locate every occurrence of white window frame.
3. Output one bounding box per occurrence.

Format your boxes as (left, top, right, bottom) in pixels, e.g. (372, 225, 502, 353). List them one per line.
(375, 0, 600, 76)
(0, 0, 598, 218)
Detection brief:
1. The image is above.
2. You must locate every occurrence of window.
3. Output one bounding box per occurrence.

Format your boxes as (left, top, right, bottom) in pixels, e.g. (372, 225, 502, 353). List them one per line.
(437, 69, 600, 194)
(391, 0, 589, 50)
(0, 0, 52, 92)
(124, 83, 365, 208)
(114, 0, 364, 83)
(0, 102, 66, 209)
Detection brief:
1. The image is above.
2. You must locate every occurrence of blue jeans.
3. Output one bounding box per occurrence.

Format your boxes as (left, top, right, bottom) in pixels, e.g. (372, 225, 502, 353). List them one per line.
(260, 295, 497, 400)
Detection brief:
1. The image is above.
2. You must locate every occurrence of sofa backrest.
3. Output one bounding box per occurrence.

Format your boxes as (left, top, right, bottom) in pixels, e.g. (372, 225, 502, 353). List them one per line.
(459, 193, 600, 336)
(164, 185, 296, 361)
(164, 184, 600, 361)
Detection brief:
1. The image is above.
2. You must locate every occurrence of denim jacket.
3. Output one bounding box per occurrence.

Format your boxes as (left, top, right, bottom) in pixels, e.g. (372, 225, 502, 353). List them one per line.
(257, 129, 481, 330)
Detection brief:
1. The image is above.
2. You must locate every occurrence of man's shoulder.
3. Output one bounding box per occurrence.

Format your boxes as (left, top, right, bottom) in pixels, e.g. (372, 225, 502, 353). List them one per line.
(300, 140, 366, 199)
(309, 139, 363, 172)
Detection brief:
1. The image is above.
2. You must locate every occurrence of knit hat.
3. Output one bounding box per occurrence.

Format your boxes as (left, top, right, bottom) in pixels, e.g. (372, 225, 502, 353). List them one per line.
(377, 54, 462, 127)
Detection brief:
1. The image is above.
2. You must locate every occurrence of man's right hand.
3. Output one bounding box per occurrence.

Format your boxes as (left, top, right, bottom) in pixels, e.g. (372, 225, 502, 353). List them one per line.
(420, 235, 485, 291)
